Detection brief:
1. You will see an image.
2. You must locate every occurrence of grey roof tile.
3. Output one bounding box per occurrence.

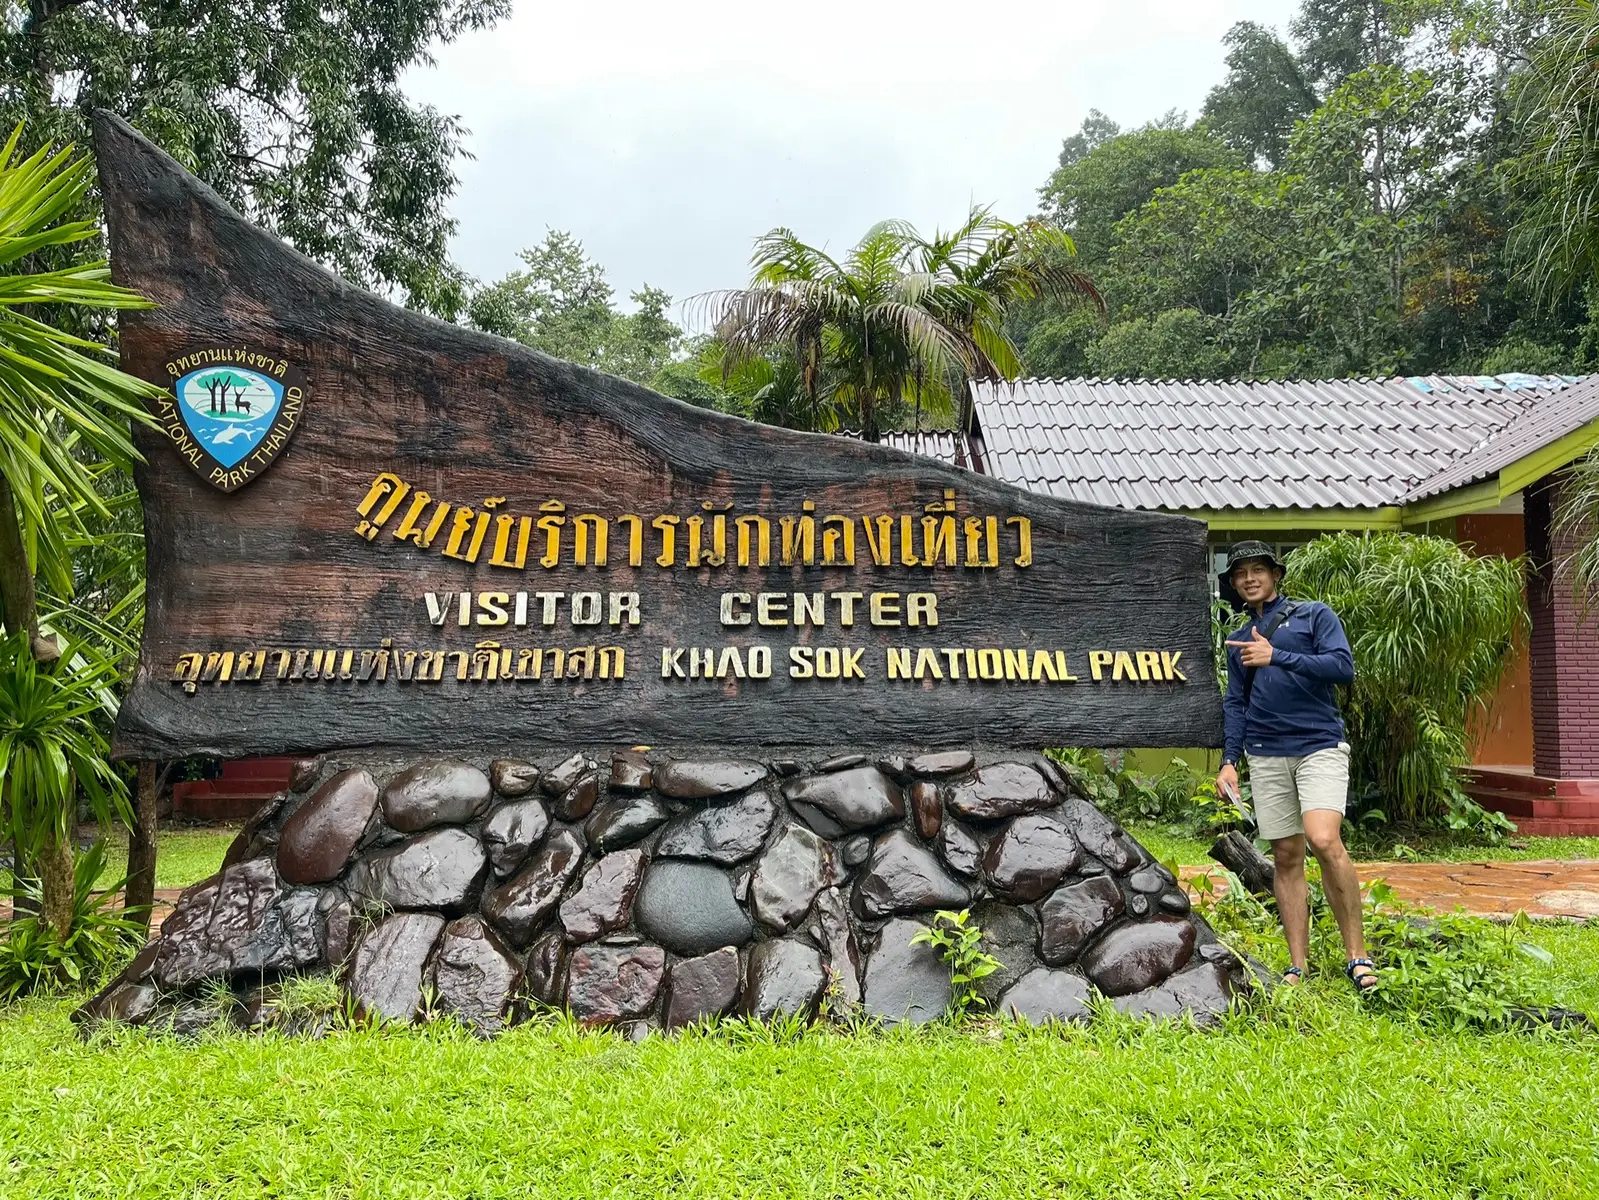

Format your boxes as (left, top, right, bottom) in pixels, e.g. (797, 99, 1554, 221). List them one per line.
(962, 375, 1586, 510)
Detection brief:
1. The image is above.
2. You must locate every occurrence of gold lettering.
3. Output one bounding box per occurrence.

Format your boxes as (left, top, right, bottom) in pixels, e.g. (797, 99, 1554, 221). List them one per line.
(538, 501, 566, 568)
(1112, 651, 1139, 681)
(1161, 651, 1186, 682)
(735, 515, 771, 567)
(906, 593, 939, 627)
(821, 515, 855, 566)
(914, 648, 944, 679)
(574, 514, 609, 566)
(1007, 515, 1033, 567)
(489, 515, 534, 570)
(652, 515, 680, 567)
(1136, 650, 1162, 681)
(354, 473, 412, 540)
(870, 593, 901, 626)
(617, 514, 646, 567)
(888, 648, 912, 679)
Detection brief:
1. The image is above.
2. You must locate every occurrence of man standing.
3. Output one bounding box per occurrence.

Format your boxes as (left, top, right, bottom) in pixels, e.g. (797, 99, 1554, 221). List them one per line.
(1215, 541, 1377, 992)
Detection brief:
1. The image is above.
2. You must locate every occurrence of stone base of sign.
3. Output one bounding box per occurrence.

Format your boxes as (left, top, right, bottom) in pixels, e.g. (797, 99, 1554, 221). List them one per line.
(75, 748, 1261, 1036)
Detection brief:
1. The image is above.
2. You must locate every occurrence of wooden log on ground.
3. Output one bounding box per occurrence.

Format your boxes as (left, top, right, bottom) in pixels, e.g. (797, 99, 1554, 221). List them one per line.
(1210, 831, 1275, 897)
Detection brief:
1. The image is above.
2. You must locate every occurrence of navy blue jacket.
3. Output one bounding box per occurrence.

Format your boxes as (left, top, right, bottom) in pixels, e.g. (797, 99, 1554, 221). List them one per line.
(1222, 593, 1354, 764)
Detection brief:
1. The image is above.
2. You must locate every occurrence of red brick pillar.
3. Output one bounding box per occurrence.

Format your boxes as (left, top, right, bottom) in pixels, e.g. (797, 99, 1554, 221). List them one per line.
(1525, 479, 1599, 778)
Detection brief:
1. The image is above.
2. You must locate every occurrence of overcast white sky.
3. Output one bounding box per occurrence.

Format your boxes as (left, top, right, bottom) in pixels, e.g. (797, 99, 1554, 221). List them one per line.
(403, 0, 1296, 323)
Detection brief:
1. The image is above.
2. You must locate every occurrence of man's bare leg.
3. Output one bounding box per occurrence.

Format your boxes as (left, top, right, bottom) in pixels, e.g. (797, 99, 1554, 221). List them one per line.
(1271, 834, 1310, 980)
(1302, 808, 1368, 965)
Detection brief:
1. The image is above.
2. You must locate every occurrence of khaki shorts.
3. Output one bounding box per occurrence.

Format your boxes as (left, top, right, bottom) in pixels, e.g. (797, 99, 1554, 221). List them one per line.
(1249, 744, 1351, 841)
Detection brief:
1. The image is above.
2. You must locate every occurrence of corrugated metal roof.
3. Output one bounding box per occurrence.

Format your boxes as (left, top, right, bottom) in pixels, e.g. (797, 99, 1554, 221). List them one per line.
(965, 375, 1588, 511)
(1402, 377, 1599, 501)
(877, 429, 976, 468)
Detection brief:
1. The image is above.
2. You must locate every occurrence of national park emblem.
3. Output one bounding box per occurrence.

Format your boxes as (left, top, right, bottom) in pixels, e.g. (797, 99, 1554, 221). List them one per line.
(155, 345, 308, 492)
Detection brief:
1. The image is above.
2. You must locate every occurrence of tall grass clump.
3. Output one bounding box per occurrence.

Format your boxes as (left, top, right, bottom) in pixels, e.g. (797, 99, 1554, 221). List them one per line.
(1286, 533, 1526, 825)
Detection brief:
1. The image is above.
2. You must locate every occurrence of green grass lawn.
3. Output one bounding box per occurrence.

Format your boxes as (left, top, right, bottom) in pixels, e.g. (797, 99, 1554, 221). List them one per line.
(1126, 822, 1599, 867)
(103, 826, 239, 890)
(0, 924, 1595, 1199)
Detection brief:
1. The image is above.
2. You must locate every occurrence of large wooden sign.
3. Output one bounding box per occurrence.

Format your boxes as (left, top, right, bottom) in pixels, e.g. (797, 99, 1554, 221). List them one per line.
(97, 115, 1223, 759)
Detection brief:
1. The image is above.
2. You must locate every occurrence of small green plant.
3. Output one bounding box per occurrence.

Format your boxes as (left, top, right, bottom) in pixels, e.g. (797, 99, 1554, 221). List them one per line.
(1440, 788, 1518, 843)
(0, 842, 145, 1001)
(911, 908, 1004, 1021)
(1357, 883, 1557, 1031)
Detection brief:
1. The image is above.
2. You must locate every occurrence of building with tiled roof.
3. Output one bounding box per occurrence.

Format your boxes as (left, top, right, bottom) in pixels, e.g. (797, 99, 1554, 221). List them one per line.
(887, 373, 1599, 834)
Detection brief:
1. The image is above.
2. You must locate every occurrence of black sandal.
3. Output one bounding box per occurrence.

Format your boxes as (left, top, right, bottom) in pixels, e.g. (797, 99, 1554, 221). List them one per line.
(1281, 965, 1305, 986)
(1344, 958, 1378, 993)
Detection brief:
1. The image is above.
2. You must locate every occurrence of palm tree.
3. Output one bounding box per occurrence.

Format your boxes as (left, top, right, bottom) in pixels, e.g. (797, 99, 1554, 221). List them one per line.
(908, 207, 1101, 429)
(1510, 0, 1599, 302)
(0, 125, 162, 941)
(702, 208, 1100, 439)
(703, 221, 967, 441)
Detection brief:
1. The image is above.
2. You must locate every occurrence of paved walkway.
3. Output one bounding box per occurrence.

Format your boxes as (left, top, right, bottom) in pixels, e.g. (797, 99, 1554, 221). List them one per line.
(1182, 858, 1599, 919)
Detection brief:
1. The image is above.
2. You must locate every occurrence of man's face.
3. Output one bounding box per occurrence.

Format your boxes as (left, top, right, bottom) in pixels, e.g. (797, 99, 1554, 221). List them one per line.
(1230, 557, 1281, 605)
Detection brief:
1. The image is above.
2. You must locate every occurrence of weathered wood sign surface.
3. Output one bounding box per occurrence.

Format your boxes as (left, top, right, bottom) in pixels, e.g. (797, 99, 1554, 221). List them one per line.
(98, 115, 1223, 759)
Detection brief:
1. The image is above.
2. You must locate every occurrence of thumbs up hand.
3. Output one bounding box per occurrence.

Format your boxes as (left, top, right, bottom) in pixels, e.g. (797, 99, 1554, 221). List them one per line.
(1225, 626, 1275, 668)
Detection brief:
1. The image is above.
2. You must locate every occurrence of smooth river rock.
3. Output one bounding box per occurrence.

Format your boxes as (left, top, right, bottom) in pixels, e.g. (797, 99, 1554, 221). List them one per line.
(910, 781, 942, 840)
(634, 861, 754, 955)
(654, 790, 778, 864)
(654, 759, 769, 799)
(1058, 798, 1139, 874)
(1037, 875, 1125, 965)
(346, 827, 488, 915)
(852, 829, 969, 919)
(996, 966, 1092, 1024)
(663, 946, 742, 1029)
(430, 915, 522, 1034)
(380, 760, 492, 832)
(524, 931, 567, 1005)
(908, 750, 974, 777)
(862, 917, 951, 1026)
(479, 798, 551, 877)
(481, 828, 586, 947)
(946, 763, 1057, 821)
(555, 772, 600, 822)
(566, 943, 666, 1026)
(810, 885, 862, 1006)
(346, 911, 446, 1022)
(277, 769, 377, 884)
(609, 749, 653, 792)
(980, 814, 1082, 903)
(560, 848, 647, 943)
(781, 767, 905, 831)
(1079, 916, 1196, 996)
(938, 821, 985, 878)
(751, 825, 835, 932)
(742, 938, 826, 1020)
(541, 753, 593, 797)
(585, 796, 671, 854)
(489, 758, 541, 798)
(970, 900, 1039, 1002)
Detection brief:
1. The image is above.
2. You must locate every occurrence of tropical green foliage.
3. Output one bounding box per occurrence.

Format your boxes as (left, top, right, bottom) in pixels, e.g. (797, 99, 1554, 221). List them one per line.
(1016, 0, 1584, 381)
(0, 127, 161, 582)
(1508, 0, 1599, 303)
(467, 230, 693, 393)
(705, 207, 1097, 438)
(0, 0, 509, 317)
(1551, 447, 1599, 605)
(0, 842, 142, 1000)
(1285, 533, 1528, 824)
